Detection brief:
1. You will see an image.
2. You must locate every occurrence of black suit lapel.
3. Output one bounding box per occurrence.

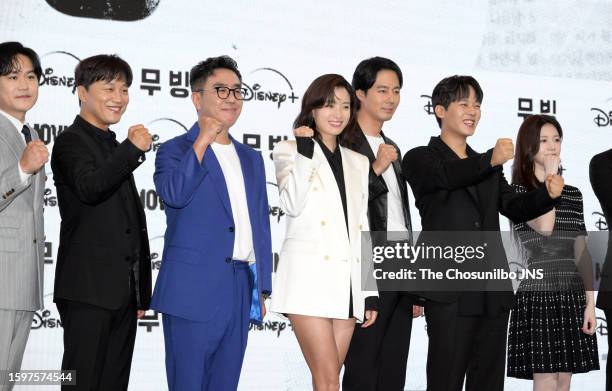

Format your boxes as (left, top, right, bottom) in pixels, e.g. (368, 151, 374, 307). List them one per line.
(352, 125, 376, 163)
(383, 132, 413, 236)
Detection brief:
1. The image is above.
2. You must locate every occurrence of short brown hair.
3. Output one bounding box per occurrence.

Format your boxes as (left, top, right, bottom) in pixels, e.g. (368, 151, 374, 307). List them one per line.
(75, 54, 133, 89)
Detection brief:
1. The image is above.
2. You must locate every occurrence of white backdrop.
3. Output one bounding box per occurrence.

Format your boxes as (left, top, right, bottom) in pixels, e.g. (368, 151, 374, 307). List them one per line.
(1, 0, 611, 389)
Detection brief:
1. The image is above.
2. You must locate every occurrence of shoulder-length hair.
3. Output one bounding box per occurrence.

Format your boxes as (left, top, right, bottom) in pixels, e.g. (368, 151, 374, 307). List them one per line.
(511, 114, 563, 191)
(293, 74, 357, 141)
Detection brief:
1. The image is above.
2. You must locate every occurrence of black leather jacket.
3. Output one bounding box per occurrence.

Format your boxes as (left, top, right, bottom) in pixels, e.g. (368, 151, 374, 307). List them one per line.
(342, 125, 412, 241)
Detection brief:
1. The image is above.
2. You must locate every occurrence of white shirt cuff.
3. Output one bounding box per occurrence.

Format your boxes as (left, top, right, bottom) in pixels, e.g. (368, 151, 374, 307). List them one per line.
(18, 163, 32, 184)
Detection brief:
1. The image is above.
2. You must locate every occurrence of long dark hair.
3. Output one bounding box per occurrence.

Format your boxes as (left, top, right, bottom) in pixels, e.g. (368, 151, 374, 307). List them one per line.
(293, 74, 357, 141)
(511, 114, 563, 191)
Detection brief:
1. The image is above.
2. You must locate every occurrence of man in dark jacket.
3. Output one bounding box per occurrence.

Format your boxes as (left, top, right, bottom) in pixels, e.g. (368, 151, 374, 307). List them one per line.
(51, 54, 152, 391)
(402, 75, 563, 391)
(590, 149, 612, 391)
(342, 57, 420, 391)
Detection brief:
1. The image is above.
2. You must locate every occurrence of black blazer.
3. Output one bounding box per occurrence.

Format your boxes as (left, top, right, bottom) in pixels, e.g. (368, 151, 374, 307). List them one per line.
(342, 126, 412, 237)
(590, 149, 612, 309)
(51, 116, 151, 310)
(402, 136, 557, 314)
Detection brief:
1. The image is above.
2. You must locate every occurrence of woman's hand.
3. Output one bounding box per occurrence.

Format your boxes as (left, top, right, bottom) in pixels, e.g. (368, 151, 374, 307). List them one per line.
(544, 154, 561, 176)
(582, 302, 597, 335)
(293, 126, 314, 138)
(361, 310, 378, 328)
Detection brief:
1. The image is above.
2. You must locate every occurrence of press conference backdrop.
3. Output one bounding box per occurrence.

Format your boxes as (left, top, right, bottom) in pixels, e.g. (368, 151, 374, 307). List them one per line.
(1, 1, 611, 389)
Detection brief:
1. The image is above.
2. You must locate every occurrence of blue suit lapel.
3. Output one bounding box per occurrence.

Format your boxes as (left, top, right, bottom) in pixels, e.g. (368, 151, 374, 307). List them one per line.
(204, 148, 233, 219)
(187, 122, 234, 219)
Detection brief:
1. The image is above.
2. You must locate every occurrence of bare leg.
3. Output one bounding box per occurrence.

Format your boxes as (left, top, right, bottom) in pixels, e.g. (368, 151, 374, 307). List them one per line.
(289, 314, 353, 391)
(557, 372, 572, 391)
(332, 318, 356, 366)
(533, 373, 558, 391)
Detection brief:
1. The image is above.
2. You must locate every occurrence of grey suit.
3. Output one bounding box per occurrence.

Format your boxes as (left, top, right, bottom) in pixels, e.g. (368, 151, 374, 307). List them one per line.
(0, 113, 45, 390)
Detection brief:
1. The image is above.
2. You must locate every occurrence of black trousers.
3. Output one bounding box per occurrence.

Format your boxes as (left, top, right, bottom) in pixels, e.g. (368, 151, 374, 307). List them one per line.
(342, 291, 416, 391)
(605, 309, 612, 391)
(57, 296, 137, 391)
(424, 300, 509, 391)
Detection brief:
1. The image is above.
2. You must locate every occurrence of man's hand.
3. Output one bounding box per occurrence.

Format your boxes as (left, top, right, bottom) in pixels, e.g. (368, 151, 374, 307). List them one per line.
(136, 310, 146, 319)
(196, 116, 224, 146)
(293, 126, 314, 138)
(19, 140, 48, 174)
(490, 138, 514, 167)
(261, 299, 267, 320)
(372, 144, 398, 175)
(127, 125, 153, 152)
(545, 174, 564, 199)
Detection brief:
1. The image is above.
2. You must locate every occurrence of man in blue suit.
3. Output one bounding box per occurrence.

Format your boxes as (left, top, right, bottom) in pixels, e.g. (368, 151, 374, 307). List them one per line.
(151, 56, 272, 391)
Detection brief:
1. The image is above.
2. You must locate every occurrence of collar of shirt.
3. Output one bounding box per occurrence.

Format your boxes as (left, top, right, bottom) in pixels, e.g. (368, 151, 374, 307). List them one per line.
(75, 115, 117, 142)
(0, 109, 27, 138)
(315, 137, 342, 164)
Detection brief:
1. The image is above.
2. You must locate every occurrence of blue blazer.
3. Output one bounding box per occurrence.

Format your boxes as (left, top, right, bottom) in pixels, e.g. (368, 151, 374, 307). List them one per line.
(150, 122, 272, 324)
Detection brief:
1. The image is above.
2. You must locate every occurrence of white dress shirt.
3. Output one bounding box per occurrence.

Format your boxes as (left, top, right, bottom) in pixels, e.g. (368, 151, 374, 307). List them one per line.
(211, 141, 255, 263)
(365, 134, 408, 239)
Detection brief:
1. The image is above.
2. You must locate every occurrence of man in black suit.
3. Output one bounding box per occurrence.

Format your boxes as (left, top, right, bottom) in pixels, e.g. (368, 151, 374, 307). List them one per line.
(590, 149, 612, 391)
(342, 57, 421, 391)
(402, 75, 564, 391)
(51, 54, 152, 391)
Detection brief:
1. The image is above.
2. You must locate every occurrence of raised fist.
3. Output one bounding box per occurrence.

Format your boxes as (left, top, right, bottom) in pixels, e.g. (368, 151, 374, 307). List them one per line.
(293, 126, 315, 138)
(372, 144, 398, 175)
(490, 138, 514, 167)
(543, 154, 561, 176)
(127, 125, 152, 152)
(197, 116, 224, 145)
(19, 140, 48, 174)
(545, 174, 564, 199)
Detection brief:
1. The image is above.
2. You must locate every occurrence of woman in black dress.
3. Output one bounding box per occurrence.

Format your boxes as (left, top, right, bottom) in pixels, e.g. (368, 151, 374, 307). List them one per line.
(507, 114, 599, 390)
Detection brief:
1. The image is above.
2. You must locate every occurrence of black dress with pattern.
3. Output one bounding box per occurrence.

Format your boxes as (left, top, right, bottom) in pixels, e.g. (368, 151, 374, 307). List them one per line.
(507, 184, 599, 379)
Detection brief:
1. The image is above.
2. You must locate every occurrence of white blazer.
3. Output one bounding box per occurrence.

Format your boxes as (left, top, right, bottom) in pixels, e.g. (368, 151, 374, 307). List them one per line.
(270, 140, 377, 321)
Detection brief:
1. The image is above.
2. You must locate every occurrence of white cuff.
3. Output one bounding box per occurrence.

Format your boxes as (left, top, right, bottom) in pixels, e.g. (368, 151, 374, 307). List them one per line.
(17, 163, 32, 184)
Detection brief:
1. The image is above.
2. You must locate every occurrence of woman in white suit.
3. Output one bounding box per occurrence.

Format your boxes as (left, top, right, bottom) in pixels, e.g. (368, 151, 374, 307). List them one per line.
(271, 74, 378, 391)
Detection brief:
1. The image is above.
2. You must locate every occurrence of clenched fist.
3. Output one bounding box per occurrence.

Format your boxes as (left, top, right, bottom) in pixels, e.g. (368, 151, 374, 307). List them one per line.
(197, 116, 224, 146)
(490, 138, 514, 167)
(192, 116, 224, 163)
(293, 126, 314, 138)
(545, 174, 564, 199)
(19, 140, 48, 174)
(372, 143, 398, 175)
(543, 154, 560, 176)
(127, 125, 152, 152)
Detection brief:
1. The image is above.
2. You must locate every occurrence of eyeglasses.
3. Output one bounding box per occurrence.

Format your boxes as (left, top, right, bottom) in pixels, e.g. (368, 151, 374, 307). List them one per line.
(193, 86, 247, 100)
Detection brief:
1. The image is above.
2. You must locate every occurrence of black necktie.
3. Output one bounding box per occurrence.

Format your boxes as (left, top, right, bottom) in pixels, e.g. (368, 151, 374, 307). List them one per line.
(21, 125, 32, 143)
